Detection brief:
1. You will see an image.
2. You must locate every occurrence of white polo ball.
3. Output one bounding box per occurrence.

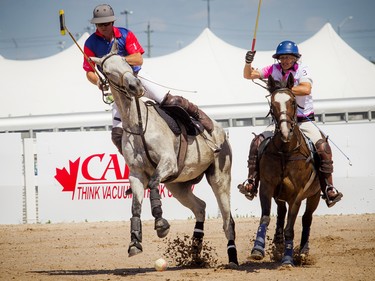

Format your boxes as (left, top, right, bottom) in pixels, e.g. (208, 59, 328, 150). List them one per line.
(154, 258, 168, 271)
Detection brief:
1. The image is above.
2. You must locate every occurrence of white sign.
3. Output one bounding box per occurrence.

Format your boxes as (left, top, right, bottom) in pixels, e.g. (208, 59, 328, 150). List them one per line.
(0, 133, 24, 224)
(36, 131, 219, 223)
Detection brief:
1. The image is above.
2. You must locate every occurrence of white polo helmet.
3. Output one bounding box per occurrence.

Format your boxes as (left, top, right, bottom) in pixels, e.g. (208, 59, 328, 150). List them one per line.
(90, 4, 116, 24)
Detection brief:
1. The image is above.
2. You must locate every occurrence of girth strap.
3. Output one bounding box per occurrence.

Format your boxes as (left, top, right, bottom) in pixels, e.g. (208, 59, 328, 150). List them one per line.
(163, 120, 188, 183)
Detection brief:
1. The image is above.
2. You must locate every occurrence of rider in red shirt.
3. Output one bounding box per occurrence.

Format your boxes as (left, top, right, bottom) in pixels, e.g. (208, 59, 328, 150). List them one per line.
(83, 4, 215, 154)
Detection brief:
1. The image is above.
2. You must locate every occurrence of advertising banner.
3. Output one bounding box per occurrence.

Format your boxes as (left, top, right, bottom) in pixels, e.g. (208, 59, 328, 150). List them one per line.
(36, 132, 220, 223)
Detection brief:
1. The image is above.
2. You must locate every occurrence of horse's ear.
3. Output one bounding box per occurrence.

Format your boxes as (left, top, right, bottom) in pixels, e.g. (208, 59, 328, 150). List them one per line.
(268, 75, 276, 92)
(110, 39, 119, 54)
(286, 73, 294, 89)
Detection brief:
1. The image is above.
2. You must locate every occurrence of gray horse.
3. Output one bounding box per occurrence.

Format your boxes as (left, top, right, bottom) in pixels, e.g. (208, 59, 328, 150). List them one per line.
(91, 42, 238, 266)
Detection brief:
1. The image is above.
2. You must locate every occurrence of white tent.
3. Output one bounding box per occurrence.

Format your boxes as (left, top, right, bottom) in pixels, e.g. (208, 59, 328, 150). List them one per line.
(0, 35, 106, 118)
(142, 23, 375, 104)
(0, 23, 374, 125)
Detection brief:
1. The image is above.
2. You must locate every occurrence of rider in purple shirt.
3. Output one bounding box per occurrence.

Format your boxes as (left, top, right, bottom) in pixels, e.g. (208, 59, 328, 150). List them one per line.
(238, 41, 343, 208)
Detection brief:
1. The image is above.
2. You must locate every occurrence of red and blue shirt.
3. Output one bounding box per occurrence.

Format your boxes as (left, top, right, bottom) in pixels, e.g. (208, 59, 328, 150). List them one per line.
(83, 26, 144, 73)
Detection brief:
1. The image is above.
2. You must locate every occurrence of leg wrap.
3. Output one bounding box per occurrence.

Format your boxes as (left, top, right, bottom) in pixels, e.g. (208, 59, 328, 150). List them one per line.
(130, 216, 142, 242)
(193, 221, 204, 239)
(281, 240, 294, 266)
(252, 216, 269, 255)
(150, 187, 162, 219)
(227, 240, 239, 265)
(111, 127, 124, 154)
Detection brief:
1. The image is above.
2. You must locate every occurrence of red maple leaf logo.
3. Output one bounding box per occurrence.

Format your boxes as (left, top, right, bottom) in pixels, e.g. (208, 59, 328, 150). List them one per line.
(54, 158, 80, 199)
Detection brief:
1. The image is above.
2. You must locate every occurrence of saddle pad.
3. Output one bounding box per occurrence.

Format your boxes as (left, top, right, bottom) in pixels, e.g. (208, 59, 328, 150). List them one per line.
(150, 102, 181, 135)
(150, 102, 200, 136)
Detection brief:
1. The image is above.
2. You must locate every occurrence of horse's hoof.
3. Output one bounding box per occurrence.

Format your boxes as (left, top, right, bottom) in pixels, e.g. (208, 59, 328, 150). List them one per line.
(227, 246, 238, 266)
(300, 242, 310, 256)
(227, 262, 239, 269)
(281, 255, 294, 267)
(128, 241, 143, 257)
(250, 249, 264, 260)
(155, 218, 170, 238)
(128, 246, 143, 257)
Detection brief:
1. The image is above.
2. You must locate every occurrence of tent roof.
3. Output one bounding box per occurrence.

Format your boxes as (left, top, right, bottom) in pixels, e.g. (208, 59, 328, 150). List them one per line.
(1, 23, 374, 119)
(0, 34, 107, 118)
(142, 23, 375, 105)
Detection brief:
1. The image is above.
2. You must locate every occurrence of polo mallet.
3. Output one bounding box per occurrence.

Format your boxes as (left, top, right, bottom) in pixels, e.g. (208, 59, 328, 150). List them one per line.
(251, 0, 262, 51)
(59, 10, 101, 78)
(59, 10, 111, 103)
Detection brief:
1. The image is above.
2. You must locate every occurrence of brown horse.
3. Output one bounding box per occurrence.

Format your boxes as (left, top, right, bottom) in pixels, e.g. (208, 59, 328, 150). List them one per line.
(250, 74, 321, 267)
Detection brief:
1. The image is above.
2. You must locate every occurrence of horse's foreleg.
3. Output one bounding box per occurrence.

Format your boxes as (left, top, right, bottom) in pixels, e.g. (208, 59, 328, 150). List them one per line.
(128, 177, 145, 257)
(148, 173, 170, 238)
(281, 201, 301, 266)
(274, 201, 287, 245)
(300, 192, 320, 256)
(128, 216, 143, 257)
(251, 215, 270, 260)
(251, 187, 272, 260)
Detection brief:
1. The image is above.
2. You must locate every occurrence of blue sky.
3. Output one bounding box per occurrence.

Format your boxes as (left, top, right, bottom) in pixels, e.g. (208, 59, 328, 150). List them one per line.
(0, 0, 374, 61)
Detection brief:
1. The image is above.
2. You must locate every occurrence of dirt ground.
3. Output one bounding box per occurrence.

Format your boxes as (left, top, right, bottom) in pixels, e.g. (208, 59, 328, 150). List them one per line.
(0, 213, 374, 281)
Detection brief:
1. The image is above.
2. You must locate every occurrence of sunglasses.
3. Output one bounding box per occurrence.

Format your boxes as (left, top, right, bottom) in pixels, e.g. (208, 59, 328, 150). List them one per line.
(96, 22, 112, 27)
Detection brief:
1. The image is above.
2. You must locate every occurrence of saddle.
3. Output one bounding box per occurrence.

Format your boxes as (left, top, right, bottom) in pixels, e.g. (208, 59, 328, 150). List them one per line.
(150, 101, 202, 136)
(258, 132, 317, 167)
(144, 100, 202, 183)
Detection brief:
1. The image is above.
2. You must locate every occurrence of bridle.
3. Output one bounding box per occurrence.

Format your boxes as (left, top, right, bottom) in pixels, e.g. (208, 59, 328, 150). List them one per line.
(98, 53, 156, 168)
(269, 88, 298, 135)
(98, 53, 144, 101)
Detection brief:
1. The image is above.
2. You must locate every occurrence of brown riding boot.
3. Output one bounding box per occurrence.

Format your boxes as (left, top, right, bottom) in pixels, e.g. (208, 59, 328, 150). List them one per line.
(111, 127, 124, 155)
(315, 139, 343, 208)
(161, 93, 214, 133)
(238, 133, 264, 200)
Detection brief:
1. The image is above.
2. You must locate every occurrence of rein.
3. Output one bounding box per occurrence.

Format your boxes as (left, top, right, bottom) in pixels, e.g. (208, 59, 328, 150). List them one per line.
(268, 87, 311, 162)
(100, 53, 156, 168)
(270, 88, 298, 133)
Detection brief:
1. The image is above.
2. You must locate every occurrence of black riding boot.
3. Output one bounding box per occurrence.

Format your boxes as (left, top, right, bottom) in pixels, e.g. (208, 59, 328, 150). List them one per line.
(315, 139, 343, 207)
(111, 127, 124, 154)
(238, 133, 264, 200)
(161, 93, 214, 133)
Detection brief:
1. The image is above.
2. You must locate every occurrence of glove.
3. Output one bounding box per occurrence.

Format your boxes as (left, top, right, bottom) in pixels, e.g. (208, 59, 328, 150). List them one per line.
(97, 79, 109, 91)
(245, 50, 256, 64)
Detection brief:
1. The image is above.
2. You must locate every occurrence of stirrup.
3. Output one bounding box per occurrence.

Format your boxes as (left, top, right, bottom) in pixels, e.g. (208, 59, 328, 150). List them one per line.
(237, 179, 257, 201)
(323, 185, 343, 208)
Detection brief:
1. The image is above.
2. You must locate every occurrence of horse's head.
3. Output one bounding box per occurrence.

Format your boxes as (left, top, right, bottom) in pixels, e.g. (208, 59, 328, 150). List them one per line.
(90, 40, 144, 99)
(268, 74, 297, 143)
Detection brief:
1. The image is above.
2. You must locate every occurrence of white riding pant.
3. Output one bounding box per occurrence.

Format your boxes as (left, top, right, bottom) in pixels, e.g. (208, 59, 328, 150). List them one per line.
(111, 71, 169, 128)
(261, 121, 323, 144)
